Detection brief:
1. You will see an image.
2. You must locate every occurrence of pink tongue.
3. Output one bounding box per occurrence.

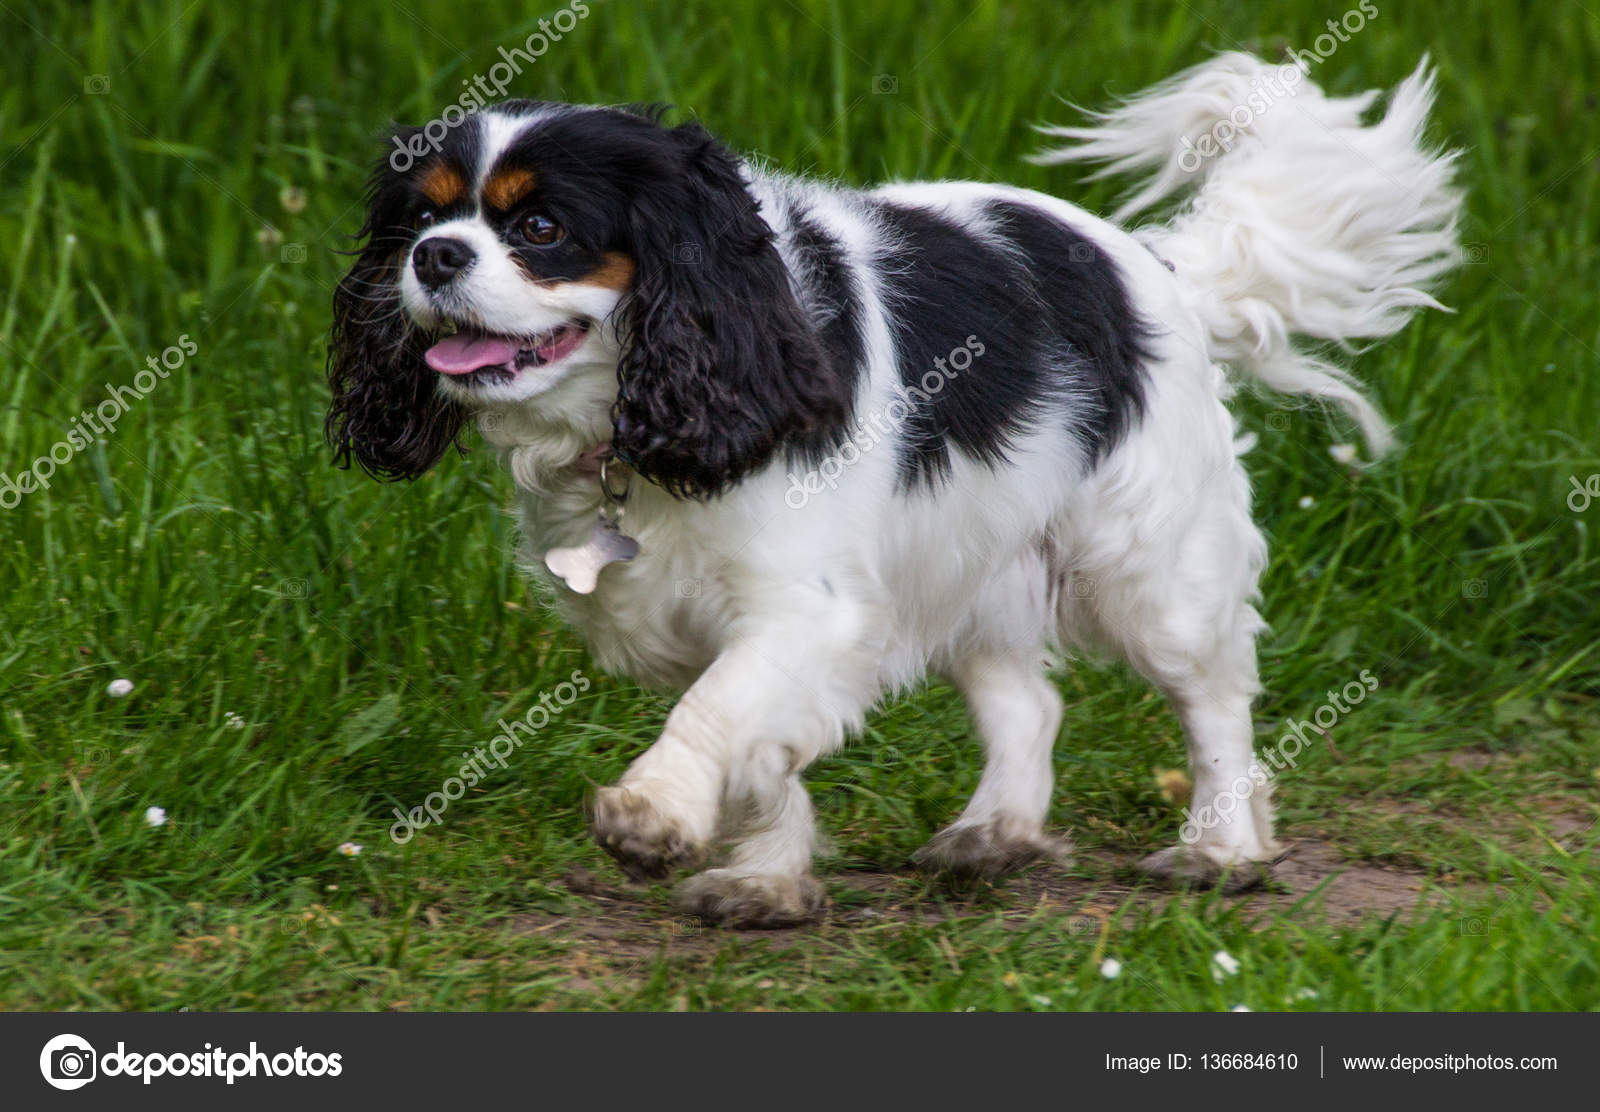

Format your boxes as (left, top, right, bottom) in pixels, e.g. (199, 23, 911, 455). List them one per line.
(425, 332, 522, 375)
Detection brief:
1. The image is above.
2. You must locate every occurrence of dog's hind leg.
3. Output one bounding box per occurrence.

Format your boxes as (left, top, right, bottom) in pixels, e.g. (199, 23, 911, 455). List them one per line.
(1065, 442, 1284, 892)
(913, 652, 1069, 879)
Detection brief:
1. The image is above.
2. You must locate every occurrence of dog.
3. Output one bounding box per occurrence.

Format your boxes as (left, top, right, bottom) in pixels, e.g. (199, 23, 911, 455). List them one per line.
(327, 53, 1461, 926)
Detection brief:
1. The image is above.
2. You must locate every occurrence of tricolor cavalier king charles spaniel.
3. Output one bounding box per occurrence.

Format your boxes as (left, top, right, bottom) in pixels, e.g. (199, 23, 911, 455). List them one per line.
(328, 54, 1460, 926)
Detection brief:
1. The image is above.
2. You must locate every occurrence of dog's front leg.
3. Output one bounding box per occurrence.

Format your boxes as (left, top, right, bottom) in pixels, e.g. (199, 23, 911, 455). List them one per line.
(590, 613, 874, 925)
(588, 680, 731, 883)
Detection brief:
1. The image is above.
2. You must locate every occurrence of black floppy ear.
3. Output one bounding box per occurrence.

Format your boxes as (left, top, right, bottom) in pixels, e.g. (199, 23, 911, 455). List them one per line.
(325, 154, 465, 481)
(612, 122, 849, 498)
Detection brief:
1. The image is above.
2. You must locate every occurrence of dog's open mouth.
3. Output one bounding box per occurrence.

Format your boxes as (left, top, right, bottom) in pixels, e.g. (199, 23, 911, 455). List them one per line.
(424, 320, 591, 385)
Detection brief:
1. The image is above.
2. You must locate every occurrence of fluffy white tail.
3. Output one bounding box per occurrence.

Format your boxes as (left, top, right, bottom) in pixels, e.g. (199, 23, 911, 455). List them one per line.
(1034, 53, 1463, 453)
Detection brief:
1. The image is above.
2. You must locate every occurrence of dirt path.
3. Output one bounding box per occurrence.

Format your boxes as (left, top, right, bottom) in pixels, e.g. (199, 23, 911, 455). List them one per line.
(508, 836, 1466, 961)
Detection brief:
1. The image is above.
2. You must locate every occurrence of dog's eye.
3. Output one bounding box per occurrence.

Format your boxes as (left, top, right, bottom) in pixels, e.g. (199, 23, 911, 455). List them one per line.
(414, 210, 436, 231)
(518, 213, 564, 246)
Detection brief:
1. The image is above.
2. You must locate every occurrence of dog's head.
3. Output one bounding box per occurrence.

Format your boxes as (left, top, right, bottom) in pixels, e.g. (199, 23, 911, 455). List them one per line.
(326, 102, 847, 497)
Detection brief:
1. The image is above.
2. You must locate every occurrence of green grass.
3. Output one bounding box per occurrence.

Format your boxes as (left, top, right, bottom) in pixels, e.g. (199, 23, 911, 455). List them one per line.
(1, 0, 1597, 1011)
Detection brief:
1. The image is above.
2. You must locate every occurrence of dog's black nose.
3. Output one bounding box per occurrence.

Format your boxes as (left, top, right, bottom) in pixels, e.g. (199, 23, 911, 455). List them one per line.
(412, 237, 475, 289)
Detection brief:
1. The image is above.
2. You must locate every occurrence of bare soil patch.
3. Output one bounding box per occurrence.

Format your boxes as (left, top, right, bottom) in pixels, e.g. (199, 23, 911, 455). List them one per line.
(504, 836, 1464, 965)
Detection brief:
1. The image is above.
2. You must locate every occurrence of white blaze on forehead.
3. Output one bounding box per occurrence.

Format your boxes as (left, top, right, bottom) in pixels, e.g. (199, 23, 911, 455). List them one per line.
(475, 107, 557, 187)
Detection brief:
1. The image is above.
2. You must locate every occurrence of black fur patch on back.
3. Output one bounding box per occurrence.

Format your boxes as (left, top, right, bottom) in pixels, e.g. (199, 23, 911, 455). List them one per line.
(784, 205, 866, 463)
(986, 200, 1154, 460)
(871, 198, 1154, 488)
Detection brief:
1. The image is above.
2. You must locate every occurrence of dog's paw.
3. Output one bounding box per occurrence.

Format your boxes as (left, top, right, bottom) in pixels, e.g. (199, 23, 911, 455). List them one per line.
(911, 821, 1071, 881)
(1137, 845, 1274, 893)
(675, 869, 826, 929)
(590, 786, 706, 882)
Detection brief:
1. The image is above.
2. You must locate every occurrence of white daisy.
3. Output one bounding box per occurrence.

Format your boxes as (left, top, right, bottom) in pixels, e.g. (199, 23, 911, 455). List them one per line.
(144, 806, 167, 827)
(107, 679, 134, 698)
(1211, 950, 1241, 982)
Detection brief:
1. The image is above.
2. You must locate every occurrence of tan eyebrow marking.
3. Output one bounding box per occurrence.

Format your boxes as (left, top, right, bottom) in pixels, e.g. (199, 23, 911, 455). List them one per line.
(582, 252, 637, 291)
(417, 163, 467, 207)
(482, 167, 539, 211)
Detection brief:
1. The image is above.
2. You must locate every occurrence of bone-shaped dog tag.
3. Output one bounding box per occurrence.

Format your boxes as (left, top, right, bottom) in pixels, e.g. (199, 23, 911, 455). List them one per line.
(544, 515, 640, 594)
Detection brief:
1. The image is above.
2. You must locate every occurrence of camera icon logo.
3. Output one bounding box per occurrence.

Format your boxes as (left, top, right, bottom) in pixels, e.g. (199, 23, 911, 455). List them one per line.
(672, 242, 702, 264)
(871, 74, 899, 95)
(280, 243, 308, 264)
(40, 1034, 97, 1090)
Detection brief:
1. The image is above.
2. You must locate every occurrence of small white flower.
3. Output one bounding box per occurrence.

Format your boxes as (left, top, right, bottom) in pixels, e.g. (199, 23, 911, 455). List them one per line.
(1211, 950, 1241, 982)
(224, 712, 246, 730)
(1231, 1004, 1252, 1012)
(106, 678, 134, 698)
(1293, 987, 1319, 1001)
(144, 806, 167, 827)
(1297, 495, 1315, 510)
(337, 841, 363, 857)
(1100, 958, 1123, 979)
(1328, 443, 1358, 465)
(1031, 994, 1053, 1007)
